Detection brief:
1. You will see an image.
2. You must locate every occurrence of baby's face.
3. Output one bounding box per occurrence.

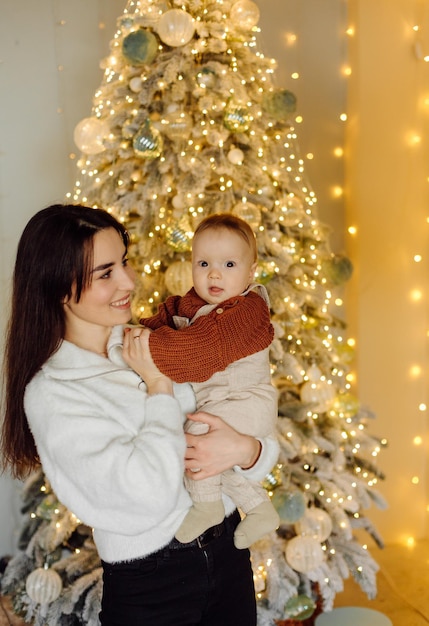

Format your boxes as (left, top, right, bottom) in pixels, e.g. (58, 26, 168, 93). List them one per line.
(192, 227, 257, 304)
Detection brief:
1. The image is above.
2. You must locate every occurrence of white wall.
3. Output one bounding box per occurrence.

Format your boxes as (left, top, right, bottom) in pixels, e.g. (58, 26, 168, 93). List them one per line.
(0, 0, 125, 556)
(0, 0, 346, 555)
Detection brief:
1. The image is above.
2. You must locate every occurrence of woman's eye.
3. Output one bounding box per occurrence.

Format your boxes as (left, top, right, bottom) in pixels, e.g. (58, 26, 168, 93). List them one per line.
(122, 257, 129, 267)
(100, 270, 112, 279)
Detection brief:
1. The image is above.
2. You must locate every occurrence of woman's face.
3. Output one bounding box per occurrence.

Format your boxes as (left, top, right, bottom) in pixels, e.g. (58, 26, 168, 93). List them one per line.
(63, 228, 136, 334)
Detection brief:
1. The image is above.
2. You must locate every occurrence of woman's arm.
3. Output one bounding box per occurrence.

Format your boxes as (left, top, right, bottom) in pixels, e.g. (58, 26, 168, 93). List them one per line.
(184, 411, 279, 482)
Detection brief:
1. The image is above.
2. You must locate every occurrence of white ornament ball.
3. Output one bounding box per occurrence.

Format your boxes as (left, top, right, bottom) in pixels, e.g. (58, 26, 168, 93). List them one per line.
(230, 0, 260, 30)
(172, 195, 186, 210)
(300, 379, 335, 413)
(26, 567, 63, 604)
(73, 117, 109, 155)
(279, 194, 304, 227)
(227, 147, 244, 164)
(285, 536, 325, 573)
(129, 76, 143, 93)
(295, 507, 333, 542)
(164, 261, 193, 295)
(232, 201, 261, 229)
(157, 9, 195, 47)
(163, 110, 193, 140)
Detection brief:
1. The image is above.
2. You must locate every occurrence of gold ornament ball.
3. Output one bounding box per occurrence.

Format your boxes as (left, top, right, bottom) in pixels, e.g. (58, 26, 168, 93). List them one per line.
(335, 342, 356, 365)
(332, 392, 360, 418)
(165, 217, 193, 252)
(164, 261, 193, 295)
(262, 464, 283, 490)
(133, 120, 163, 159)
(224, 99, 250, 133)
(26, 567, 63, 604)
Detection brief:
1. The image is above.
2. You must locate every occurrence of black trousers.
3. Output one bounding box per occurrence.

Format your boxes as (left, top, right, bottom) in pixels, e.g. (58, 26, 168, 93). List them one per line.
(100, 510, 257, 626)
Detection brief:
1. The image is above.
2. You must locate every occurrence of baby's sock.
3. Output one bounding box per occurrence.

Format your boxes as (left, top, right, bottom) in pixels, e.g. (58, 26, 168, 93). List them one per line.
(233, 501, 280, 549)
(175, 500, 225, 543)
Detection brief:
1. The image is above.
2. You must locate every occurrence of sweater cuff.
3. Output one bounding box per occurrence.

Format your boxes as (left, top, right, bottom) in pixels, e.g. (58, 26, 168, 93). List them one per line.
(234, 436, 280, 482)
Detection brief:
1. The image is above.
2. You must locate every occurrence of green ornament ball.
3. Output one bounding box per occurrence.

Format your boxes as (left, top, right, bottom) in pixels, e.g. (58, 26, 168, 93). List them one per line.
(196, 67, 217, 88)
(122, 29, 158, 66)
(284, 594, 317, 621)
(322, 253, 354, 286)
(263, 89, 297, 121)
(255, 260, 276, 285)
(271, 488, 306, 524)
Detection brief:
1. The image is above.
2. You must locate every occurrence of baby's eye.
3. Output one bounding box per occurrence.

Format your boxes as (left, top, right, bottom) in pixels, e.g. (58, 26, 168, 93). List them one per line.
(199, 260, 208, 267)
(226, 261, 235, 268)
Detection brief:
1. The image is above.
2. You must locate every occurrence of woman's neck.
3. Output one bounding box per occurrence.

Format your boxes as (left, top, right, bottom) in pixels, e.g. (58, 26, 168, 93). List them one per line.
(64, 324, 111, 357)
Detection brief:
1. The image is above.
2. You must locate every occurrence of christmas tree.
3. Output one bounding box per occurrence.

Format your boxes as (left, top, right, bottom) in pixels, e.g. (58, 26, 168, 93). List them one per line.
(1, 1, 387, 624)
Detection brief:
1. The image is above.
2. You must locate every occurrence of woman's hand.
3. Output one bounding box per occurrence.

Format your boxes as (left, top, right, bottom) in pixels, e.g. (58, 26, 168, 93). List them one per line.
(184, 412, 261, 480)
(122, 327, 173, 396)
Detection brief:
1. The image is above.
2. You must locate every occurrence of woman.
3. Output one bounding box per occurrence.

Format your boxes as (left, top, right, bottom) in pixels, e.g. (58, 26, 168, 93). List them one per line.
(1, 204, 279, 626)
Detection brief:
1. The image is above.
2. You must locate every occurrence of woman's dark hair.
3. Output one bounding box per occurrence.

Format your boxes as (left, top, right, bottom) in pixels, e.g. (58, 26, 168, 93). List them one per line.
(1, 204, 129, 479)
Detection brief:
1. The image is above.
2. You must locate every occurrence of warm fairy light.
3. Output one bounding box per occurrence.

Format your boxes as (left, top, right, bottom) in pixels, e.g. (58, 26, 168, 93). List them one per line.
(406, 537, 416, 548)
(414, 254, 422, 262)
(285, 32, 297, 46)
(339, 113, 347, 122)
(408, 133, 422, 145)
(411, 476, 419, 485)
(418, 403, 426, 411)
(410, 288, 423, 302)
(413, 436, 423, 445)
(348, 225, 357, 235)
(409, 364, 422, 378)
(333, 147, 344, 157)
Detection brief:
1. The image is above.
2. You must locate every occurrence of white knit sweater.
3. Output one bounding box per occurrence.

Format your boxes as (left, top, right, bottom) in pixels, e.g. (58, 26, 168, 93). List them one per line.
(24, 325, 279, 563)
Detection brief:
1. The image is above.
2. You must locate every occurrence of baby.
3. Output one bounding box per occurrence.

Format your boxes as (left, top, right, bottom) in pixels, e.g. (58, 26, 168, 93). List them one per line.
(141, 213, 279, 549)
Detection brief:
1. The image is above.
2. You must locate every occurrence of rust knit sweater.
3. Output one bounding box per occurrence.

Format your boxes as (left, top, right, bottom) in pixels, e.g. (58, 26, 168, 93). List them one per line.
(141, 287, 274, 383)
